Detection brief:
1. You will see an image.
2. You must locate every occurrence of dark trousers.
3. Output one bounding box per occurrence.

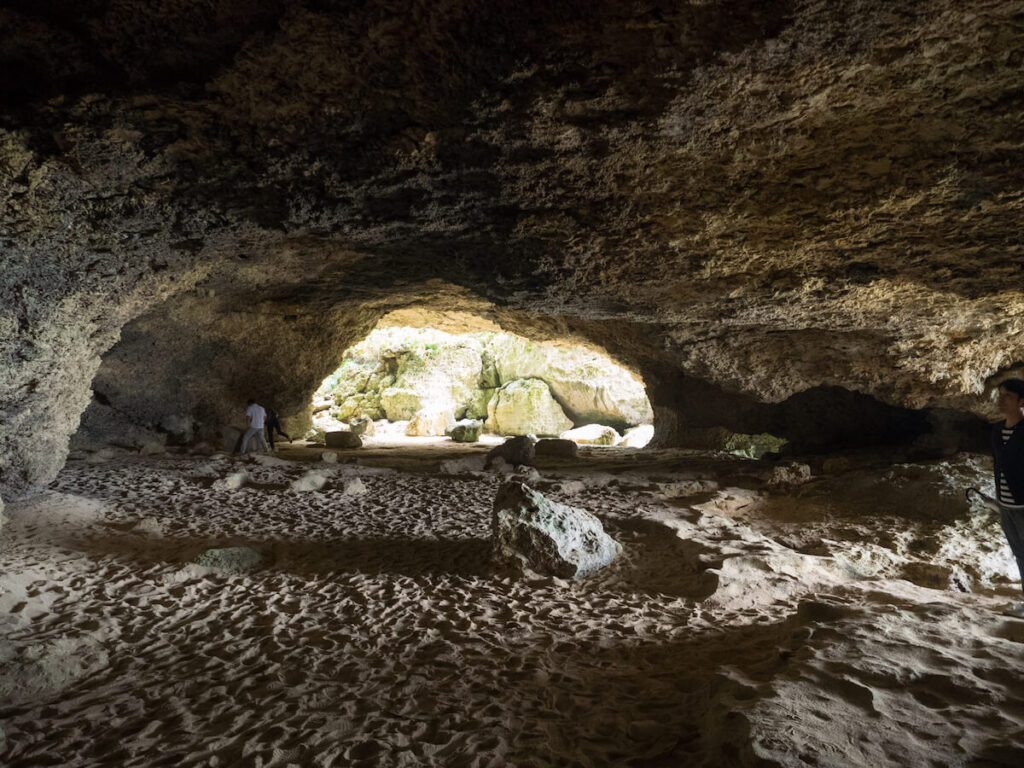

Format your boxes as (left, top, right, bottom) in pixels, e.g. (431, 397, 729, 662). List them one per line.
(265, 422, 291, 449)
(1000, 505, 1024, 595)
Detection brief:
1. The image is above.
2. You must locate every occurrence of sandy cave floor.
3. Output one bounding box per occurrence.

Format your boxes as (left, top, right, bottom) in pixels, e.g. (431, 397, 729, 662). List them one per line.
(2, 444, 1024, 767)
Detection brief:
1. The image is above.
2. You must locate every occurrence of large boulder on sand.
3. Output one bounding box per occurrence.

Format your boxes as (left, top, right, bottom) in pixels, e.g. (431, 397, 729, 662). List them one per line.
(449, 419, 483, 443)
(561, 424, 621, 445)
(325, 431, 362, 449)
(491, 481, 621, 578)
(487, 379, 573, 437)
(486, 436, 535, 467)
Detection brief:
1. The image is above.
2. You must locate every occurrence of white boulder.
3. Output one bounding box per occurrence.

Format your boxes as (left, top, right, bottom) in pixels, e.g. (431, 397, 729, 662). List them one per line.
(561, 424, 621, 445)
(487, 379, 573, 437)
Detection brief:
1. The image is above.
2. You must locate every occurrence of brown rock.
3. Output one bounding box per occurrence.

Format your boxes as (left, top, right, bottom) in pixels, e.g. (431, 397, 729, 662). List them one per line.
(325, 431, 362, 450)
(534, 439, 579, 458)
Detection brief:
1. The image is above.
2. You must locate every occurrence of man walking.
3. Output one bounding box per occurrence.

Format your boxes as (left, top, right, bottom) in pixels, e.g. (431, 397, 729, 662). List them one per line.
(240, 398, 268, 454)
(992, 379, 1024, 618)
(265, 407, 292, 452)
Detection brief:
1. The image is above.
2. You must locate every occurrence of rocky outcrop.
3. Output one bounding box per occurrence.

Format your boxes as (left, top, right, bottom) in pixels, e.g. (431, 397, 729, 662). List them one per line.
(2, 0, 1022, 498)
(380, 343, 482, 421)
(491, 481, 621, 578)
(487, 379, 574, 437)
(317, 327, 653, 434)
(488, 335, 652, 429)
(405, 409, 454, 437)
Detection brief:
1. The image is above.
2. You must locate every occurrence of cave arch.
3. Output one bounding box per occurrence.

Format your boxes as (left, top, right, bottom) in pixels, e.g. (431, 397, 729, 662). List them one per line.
(307, 310, 655, 445)
(69, 278, 666, 459)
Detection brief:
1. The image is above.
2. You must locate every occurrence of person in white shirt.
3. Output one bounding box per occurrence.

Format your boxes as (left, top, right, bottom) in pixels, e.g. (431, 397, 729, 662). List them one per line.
(241, 399, 268, 453)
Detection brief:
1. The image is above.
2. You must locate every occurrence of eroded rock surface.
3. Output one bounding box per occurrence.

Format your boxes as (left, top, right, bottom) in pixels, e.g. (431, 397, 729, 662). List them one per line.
(492, 481, 622, 578)
(2, 0, 1023, 497)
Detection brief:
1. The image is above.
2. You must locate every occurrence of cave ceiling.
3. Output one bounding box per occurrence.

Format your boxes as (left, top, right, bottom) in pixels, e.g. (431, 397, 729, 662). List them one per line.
(1, 0, 1023, 496)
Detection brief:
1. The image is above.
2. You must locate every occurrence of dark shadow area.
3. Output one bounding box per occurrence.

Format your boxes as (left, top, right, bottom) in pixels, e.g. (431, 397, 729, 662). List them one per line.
(608, 517, 719, 600)
(66, 530, 496, 578)
(649, 371, 993, 457)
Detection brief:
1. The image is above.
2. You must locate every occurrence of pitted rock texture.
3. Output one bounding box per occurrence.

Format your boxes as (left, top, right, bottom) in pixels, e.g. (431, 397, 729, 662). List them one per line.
(491, 481, 622, 579)
(2, 0, 1023, 497)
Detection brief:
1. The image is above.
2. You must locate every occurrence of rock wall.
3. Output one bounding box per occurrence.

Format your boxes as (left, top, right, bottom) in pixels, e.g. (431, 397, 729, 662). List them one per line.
(2, 0, 1023, 497)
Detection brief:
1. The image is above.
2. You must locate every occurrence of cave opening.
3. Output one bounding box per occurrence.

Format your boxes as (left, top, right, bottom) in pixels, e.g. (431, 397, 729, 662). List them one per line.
(307, 315, 656, 450)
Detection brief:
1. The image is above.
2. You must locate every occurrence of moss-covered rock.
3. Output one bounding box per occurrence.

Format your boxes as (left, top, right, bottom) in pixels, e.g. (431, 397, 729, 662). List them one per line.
(379, 341, 482, 420)
(487, 379, 573, 437)
(485, 335, 651, 429)
(449, 419, 483, 442)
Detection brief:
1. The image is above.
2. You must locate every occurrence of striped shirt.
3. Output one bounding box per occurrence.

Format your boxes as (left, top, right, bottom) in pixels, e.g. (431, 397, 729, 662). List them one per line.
(998, 425, 1024, 509)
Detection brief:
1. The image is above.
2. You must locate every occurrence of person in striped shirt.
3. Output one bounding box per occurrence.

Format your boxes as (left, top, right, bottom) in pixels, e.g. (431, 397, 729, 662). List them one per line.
(992, 379, 1024, 618)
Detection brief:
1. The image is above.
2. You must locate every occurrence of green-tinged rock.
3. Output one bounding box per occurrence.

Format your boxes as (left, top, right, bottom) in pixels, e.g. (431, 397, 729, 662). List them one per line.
(327, 358, 390, 420)
(349, 415, 375, 436)
(491, 481, 621, 578)
(464, 387, 497, 420)
(488, 379, 573, 437)
(378, 386, 424, 421)
(678, 427, 788, 459)
(379, 341, 483, 420)
(449, 419, 483, 442)
(194, 546, 262, 572)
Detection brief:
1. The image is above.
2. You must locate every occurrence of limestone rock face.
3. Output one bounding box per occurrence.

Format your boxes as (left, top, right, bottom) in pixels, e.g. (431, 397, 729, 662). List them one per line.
(561, 424, 621, 446)
(491, 481, 621, 579)
(329, 358, 392, 421)
(487, 379, 573, 437)
(325, 431, 362, 450)
(488, 336, 652, 429)
(405, 409, 454, 437)
(379, 343, 482, 421)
